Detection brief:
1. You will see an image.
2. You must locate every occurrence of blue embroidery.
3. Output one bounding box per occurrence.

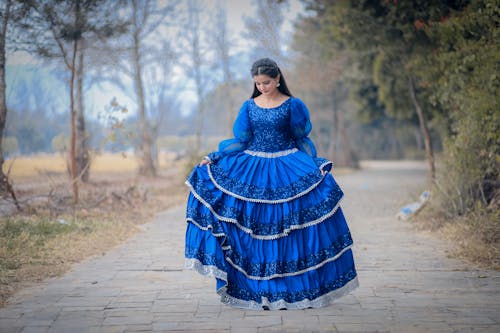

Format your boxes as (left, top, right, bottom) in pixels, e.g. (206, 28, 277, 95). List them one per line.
(185, 233, 353, 280)
(229, 233, 353, 277)
(185, 246, 226, 270)
(246, 99, 296, 152)
(209, 163, 325, 201)
(226, 268, 358, 303)
(186, 186, 344, 237)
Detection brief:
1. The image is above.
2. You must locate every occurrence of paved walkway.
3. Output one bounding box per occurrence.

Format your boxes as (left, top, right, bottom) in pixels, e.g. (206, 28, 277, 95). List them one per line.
(0, 161, 499, 333)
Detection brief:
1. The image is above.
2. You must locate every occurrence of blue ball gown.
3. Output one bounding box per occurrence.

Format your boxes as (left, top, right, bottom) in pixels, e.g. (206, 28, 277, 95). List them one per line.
(185, 97, 358, 310)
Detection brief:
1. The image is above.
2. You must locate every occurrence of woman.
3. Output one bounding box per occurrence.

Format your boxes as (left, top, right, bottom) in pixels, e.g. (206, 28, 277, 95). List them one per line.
(185, 58, 358, 310)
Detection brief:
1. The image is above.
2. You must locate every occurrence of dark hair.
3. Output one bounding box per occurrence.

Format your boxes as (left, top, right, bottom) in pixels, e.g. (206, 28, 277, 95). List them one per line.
(250, 58, 292, 98)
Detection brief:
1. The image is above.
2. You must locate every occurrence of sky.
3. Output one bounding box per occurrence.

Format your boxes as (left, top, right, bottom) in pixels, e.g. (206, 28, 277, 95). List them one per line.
(6, 0, 306, 120)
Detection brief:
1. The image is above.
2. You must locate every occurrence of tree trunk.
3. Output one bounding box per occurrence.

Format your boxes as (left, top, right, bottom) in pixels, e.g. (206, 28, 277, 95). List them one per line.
(409, 76, 435, 180)
(75, 41, 89, 182)
(69, 38, 79, 202)
(338, 108, 354, 168)
(195, 87, 204, 153)
(223, 61, 234, 136)
(328, 89, 339, 163)
(0, 0, 10, 194)
(0, 0, 17, 207)
(132, 0, 155, 177)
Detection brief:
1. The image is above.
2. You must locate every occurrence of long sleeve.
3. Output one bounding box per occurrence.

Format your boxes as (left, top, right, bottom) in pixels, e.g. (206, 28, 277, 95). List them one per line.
(290, 98, 333, 173)
(207, 100, 252, 163)
(290, 98, 317, 158)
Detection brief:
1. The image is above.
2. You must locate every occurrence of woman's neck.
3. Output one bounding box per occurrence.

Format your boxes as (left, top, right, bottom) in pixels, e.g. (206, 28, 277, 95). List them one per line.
(259, 90, 281, 101)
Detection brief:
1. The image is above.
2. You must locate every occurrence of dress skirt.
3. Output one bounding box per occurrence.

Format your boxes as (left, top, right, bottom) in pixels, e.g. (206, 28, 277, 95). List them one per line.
(184, 147, 358, 310)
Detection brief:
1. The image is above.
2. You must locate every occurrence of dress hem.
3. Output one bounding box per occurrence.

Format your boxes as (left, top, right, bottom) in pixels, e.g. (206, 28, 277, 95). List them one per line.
(217, 276, 359, 310)
(184, 258, 359, 310)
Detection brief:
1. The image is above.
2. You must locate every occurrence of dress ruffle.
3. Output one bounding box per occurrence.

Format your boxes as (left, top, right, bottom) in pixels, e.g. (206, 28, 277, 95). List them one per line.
(186, 162, 343, 239)
(199, 150, 335, 203)
(185, 207, 353, 279)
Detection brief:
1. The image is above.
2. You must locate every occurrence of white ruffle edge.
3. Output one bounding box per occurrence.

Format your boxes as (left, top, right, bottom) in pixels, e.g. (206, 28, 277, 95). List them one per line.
(185, 258, 359, 310)
(186, 241, 353, 281)
(185, 179, 343, 240)
(218, 276, 359, 311)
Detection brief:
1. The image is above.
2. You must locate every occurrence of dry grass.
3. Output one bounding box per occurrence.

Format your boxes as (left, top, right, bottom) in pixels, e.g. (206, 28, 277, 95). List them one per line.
(3, 151, 181, 179)
(415, 207, 500, 270)
(1, 152, 191, 307)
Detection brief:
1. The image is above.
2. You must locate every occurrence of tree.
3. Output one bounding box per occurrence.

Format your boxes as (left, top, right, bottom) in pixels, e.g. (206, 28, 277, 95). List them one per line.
(420, 0, 499, 214)
(19, 0, 127, 202)
(143, 47, 179, 169)
(305, 0, 466, 179)
(213, 0, 235, 136)
(243, 0, 287, 65)
(0, 0, 13, 195)
(181, 0, 211, 154)
(291, 10, 358, 167)
(101, 0, 177, 176)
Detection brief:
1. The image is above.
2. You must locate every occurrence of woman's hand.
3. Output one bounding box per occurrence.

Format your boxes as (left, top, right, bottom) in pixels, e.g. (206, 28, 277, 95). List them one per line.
(199, 157, 211, 166)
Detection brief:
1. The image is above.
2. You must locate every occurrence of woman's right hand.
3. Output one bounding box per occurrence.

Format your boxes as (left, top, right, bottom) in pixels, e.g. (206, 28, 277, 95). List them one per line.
(199, 158, 211, 166)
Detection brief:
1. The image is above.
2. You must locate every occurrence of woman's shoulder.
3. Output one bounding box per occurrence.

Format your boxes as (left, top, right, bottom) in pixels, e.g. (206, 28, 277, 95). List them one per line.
(238, 99, 252, 111)
(288, 96, 308, 110)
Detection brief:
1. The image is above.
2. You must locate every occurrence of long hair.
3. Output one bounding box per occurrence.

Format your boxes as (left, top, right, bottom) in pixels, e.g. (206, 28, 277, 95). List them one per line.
(250, 58, 292, 98)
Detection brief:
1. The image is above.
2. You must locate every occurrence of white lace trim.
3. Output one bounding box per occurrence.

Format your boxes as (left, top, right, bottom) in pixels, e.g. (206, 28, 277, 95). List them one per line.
(225, 245, 353, 281)
(217, 276, 359, 311)
(185, 180, 343, 240)
(185, 258, 227, 280)
(319, 160, 333, 170)
(206, 165, 328, 204)
(244, 148, 298, 158)
(185, 258, 359, 310)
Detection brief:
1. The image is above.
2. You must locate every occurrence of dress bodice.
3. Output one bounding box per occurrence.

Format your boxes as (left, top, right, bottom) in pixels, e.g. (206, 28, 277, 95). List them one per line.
(246, 99, 296, 152)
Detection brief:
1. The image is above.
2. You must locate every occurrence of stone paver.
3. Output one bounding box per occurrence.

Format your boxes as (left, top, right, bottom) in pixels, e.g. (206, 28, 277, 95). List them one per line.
(1, 161, 499, 333)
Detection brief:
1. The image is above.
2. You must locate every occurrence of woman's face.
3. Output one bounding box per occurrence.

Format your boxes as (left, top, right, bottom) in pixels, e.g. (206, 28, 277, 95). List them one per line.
(253, 74, 279, 95)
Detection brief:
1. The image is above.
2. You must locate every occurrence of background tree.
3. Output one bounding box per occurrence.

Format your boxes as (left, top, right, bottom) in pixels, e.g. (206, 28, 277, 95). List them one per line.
(291, 8, 358, 167)
(243, 0, 287, 65)
(0, 0, 14, 195)
(18, 0, 127, 201)
(182, 0, 211, 154)
(419, 0, 499, 215)
(212, 0, 235, 136)
(304, 0, 465, 179)
(108, 0, 177, 176)
(142, 43, 179, 169)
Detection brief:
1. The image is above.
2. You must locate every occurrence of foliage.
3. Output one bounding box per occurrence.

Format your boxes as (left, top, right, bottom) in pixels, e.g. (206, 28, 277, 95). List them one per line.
(424, 0, 499, 215)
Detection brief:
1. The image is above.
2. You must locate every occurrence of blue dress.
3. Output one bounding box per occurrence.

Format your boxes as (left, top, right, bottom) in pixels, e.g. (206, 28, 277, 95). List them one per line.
(185, 97, 358, 310)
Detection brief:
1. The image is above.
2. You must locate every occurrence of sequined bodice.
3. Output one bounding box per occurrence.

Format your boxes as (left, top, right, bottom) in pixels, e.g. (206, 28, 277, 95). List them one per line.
(246, 99, 296, 152)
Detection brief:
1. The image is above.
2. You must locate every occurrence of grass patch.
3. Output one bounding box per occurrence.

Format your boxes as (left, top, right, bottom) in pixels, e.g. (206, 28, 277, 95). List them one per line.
(0, 213, 144, 305)
(415, 206, 499, 270)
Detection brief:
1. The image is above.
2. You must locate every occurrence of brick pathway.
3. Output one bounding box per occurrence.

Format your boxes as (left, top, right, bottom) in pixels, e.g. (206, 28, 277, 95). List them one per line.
(0, 161, 498, 333)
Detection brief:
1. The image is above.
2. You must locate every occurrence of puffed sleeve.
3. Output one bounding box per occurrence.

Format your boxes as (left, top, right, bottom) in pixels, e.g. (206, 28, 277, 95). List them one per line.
(206, 100, 252, 163)
(290, 98, 317, 158)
